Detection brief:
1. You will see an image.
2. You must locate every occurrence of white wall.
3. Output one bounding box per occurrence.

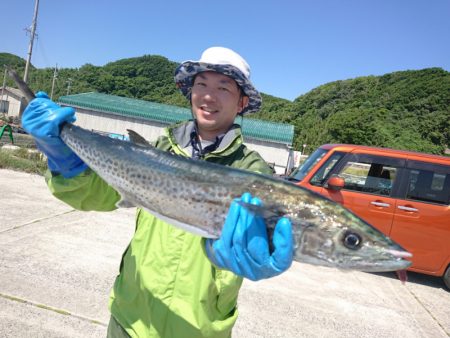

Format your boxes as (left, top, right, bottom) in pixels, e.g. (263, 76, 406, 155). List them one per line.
(74, 108, 166, 141)
(244, 138, 291, 174)
(1, 89, 23, 117)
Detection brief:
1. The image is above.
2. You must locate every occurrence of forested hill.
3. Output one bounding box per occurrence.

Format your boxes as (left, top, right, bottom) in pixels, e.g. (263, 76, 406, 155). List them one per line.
(287, 68, 449, 155)
(1, 52, 449, 155)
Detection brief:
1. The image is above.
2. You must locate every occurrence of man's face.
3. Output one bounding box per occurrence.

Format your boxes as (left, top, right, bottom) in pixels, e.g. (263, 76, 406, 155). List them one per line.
(191, 71, 248, 140)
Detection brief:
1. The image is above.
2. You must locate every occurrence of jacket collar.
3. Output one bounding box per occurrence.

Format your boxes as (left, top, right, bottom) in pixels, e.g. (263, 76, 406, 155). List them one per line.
(167, 120, 244, 157)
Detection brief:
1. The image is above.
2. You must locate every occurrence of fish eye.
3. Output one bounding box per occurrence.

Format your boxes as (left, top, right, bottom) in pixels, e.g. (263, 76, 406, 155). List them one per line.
(342, 231, 362, 250)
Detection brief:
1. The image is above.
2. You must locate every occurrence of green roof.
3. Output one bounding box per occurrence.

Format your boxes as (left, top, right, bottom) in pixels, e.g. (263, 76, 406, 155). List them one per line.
(58, 92, 294, 144)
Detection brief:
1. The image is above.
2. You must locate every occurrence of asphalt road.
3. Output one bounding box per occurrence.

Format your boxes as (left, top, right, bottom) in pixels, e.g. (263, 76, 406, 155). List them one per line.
(0, 168, 449, 338)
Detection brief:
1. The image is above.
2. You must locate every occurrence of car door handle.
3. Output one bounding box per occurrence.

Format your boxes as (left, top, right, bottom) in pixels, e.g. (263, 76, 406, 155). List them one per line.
(371, 201, 390, 208)
(397, 205, 418, 212)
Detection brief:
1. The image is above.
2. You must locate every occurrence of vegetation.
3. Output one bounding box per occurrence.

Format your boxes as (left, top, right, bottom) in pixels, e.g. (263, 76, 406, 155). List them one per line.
(0, 53, 30, 72)
(1, 52, 449, 155)
(0, 148, 46, 175)
(289, 68, 450, 154)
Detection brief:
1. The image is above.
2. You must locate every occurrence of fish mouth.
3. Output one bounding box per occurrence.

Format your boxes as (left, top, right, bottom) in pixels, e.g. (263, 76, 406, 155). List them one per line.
(358, 249, 412, 272)
(386, 249, 413, 259)
(334, 246, 413, 273)
(352, 258, 412, 273)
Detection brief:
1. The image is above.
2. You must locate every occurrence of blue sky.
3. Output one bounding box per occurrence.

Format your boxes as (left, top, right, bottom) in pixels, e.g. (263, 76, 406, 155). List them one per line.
(4, 0, 450, 101)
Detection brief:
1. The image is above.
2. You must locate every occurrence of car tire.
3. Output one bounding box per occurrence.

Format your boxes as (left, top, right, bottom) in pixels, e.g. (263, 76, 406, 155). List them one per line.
(444, 265, 450, 290)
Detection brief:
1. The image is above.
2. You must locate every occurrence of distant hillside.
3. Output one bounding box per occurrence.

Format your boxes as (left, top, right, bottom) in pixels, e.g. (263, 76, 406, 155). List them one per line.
(0, 53, 29, 70)
(2, 55, 188, 108)
(288, 68, 449, 155)
(2, 52, 448, 155)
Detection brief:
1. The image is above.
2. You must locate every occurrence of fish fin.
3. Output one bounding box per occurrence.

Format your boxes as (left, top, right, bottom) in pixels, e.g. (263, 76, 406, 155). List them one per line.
(142, 207, 217, 238)
(236, 201, 284, 253)
(116, 196, 136, 208)
(236, 200, 281, 220)
(127, 129, 151, 147)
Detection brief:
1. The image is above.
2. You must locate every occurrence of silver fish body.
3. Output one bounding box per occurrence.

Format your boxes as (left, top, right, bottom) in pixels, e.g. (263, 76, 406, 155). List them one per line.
(60, 123, 412, 272)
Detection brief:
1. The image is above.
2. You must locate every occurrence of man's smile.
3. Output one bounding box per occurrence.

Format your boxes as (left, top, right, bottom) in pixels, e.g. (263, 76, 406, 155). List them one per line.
(200, 106, 219, 114)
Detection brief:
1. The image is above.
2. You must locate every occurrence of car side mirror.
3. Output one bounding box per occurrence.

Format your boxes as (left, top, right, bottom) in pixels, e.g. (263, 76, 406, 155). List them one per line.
(327, 176, 345, 191)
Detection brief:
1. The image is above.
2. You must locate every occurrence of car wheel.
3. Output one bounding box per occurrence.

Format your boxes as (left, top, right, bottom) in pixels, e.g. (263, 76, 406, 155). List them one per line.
(444, 265, 450, 290)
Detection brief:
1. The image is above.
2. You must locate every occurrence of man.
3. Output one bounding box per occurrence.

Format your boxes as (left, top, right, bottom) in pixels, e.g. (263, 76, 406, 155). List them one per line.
(22, 47, 293, 338)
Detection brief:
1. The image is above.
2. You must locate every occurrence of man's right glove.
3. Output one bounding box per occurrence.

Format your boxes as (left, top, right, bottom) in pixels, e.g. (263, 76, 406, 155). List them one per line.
(205, 192, 293, 281)
(22, 91, 87, 178)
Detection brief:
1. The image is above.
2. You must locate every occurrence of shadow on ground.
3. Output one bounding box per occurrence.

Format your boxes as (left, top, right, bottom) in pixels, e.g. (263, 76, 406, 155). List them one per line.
(370, 271, 449, 291)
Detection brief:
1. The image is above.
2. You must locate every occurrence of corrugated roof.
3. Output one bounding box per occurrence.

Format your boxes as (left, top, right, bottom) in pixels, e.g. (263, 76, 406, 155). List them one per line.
(58, 92, 294, 144)
(2, 86, 25, 99)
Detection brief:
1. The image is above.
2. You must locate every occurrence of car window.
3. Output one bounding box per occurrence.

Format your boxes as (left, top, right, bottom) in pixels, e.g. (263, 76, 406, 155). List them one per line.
(310, 152, 345, 186)
(288, 148, 328, 182)
(406, 169, 450, 205)
(337, 157, 399, 196)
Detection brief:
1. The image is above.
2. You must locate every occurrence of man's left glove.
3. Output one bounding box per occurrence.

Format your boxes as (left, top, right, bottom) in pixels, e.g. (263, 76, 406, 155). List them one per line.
(22, 91, 87, 178)
(205, 192, 293, 281)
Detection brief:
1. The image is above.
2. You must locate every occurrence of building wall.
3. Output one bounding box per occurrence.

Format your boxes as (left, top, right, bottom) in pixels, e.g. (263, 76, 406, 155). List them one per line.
(1, 88, 24, 118)
(74, 108, 166, 141)
(72, 108, 291, 174)
(244, 138, 291, 174)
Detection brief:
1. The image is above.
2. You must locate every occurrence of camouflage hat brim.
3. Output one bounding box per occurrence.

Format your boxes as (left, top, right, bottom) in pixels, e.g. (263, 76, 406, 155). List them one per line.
(174, 61, 262, 115)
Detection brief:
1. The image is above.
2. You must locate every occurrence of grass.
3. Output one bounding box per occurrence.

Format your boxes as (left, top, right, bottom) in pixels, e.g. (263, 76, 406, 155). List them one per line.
(0, 147, 47, 175)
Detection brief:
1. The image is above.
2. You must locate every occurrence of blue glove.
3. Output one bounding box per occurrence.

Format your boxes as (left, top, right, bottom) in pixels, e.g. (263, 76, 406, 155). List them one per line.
(22, 91, 87, 178)
(205, 192, 293, 281)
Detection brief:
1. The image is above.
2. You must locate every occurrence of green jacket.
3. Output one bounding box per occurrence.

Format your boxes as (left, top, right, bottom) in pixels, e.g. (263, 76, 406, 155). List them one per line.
(46, 120, 272, 338)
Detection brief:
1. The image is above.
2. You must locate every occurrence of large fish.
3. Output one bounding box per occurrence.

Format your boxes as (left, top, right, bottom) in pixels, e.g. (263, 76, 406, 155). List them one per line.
(8, 67, 412, 273)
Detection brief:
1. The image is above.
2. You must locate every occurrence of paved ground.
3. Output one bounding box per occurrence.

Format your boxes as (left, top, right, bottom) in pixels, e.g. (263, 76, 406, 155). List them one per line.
(0, 168, 449, 338)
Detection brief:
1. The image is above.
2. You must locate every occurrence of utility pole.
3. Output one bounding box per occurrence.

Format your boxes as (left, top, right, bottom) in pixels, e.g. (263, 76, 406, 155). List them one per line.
(50, 64, 58, 99)
(24, 0, 40, 83)
(1, 67, 6, 112)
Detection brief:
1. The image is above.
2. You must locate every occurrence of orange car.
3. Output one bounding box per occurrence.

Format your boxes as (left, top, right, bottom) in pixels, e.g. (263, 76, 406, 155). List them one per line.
(288, 144, 450, 288)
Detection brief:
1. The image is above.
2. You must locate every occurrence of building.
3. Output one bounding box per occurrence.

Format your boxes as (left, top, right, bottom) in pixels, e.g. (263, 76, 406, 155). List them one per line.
(58, 92, 295, 174)
(0, 86, 27, 119)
